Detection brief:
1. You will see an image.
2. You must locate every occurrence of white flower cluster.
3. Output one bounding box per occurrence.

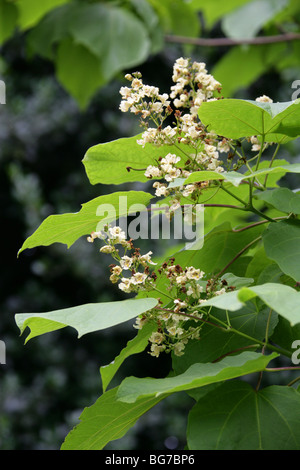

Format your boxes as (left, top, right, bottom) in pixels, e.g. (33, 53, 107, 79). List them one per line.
(87, 226, 233, 358)
(170, 57, 221, 116)
(119, 58, 226, 213)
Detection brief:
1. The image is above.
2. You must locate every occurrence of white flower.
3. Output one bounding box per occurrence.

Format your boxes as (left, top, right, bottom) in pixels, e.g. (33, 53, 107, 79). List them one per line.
(131, 272, 148, 284)
(214, 287, 226, 296)
(185, 267, 204, 280)
(164, 167, 181, 182)
(161, 153, 181, 165)
(139, 251, 157, 265)
(174, 299, 187, 310)
(153, 182, 168, 197)
(120, 256, 133, 270)
(108, 226, 126, 243)
(149, 332, 164, 344)
(149, 343, 165, 357)
(118, 278, 133, 293)
(256, 95, 273, 103)
(144, 165, 162, 178)
(182, 184, 196, 198)
(173, 341, 185, 356)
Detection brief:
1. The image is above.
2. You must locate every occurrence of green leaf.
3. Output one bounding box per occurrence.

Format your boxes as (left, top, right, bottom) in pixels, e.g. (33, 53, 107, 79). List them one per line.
(212, 43, 286, 98)
(222, 0, 288, 40)
(16, 0, 70, 30)
(15, 297, 158, 343)
(221, 272, 254, 288)
(262, 219, 300, 281)
(189, 0, 252, 28)
(61, 386, 163, 450)
(173, 222, 264, 275)
(255, 187, 300, 214)
(187, 381, 300, 449)
(149, 0, 200, 37)
(116, 351, 278, 403)
(28, 3, 151, 107)
(18, 191, 153, 254)
(203, 282, 300, 326)
(66, 4, 150, 78)
(198, 98, 300, 141)
(184, 163, 300, 187)
(83, 135, 160, 185)
(55, 38, 106, 109)
(0, 0, 18, 46)
(100, 321, 156, 393)
(172, 303, 278, 372)
(83, 135, 191, 185)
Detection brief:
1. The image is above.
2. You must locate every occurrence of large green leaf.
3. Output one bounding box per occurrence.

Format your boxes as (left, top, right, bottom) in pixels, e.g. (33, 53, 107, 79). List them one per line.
(173, 222, 264, 275)
(16, 0, 70, 30)
(28, 3, 151, 107)
(83, 135, 190, 185)
(222, 0, 288, 40)
(203, 282, 300, 326)
(66, 3, 150, 78)
(100, 321, 156, 393)
(15, 297, 158, 343)
(116, 351, 278, 403)
(255, 188, 300, 214)
(262, 219, 300, 281)
(61, 386, 163, 450)
(55, 38, 107, 109)
(18, 191, 153, 254)
(198, 98, 300, 141)
(187, 381, 300, 449)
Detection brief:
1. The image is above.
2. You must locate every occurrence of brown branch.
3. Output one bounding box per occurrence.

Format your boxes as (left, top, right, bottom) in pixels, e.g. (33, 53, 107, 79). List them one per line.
(164, 32, 300, 48)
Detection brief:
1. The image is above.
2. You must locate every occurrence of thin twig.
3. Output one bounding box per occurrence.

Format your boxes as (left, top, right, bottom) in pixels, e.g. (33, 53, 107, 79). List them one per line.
(215, 236, 262, 279)
(232, 217, 287, 232)
(164, 33, 300, 48)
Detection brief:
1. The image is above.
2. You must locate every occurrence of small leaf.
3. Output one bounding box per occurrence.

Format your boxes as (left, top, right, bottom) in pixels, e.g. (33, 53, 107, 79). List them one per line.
(188, 381, 300, 450)
(15, 298, 158, 343)
(116, 351, 278, 403)
(184, 163, 300, 187)
(203, 282, 300, 326)
(262, 219, 300, 281)
(100, 321, 156, 393)
(61, 386, 163, 450)
(221, 272, 254, 288)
